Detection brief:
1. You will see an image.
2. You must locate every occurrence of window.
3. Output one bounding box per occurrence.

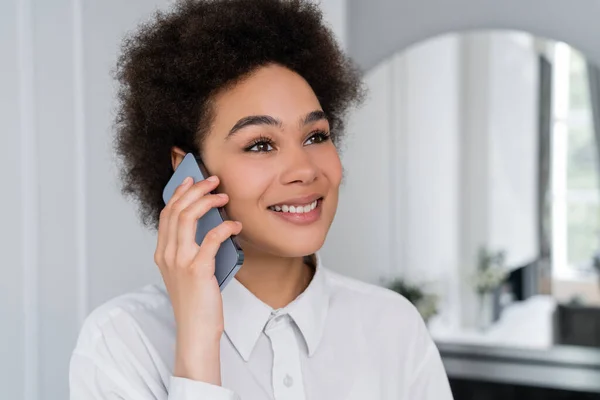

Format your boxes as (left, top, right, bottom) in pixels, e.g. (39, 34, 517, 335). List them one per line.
(551, 42, 600, 279)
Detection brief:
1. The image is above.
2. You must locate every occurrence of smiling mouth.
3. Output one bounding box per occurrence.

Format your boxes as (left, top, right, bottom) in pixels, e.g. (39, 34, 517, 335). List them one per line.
(268, 198, 322, 214)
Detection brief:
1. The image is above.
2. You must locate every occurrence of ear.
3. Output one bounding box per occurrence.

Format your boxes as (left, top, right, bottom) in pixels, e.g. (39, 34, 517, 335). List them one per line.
(170, 146, 187, 171)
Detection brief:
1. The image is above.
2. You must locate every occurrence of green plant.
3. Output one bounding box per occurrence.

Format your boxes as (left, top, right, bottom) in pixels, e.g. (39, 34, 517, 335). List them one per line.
(471, 246, 509, 294)
(386, 278, 439, 322)
(387, 279, 424, 304)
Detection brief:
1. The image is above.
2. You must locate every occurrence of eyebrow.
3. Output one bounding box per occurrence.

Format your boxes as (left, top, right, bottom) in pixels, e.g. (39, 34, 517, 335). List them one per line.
(226, 110, 328, 139)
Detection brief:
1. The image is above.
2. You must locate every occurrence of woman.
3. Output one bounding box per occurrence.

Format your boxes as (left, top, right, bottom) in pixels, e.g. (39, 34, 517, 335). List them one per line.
(69, 0, 453, 399)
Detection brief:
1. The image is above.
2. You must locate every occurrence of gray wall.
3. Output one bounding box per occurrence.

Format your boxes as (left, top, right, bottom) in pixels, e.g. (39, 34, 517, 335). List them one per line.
(347, 0, 600, 73)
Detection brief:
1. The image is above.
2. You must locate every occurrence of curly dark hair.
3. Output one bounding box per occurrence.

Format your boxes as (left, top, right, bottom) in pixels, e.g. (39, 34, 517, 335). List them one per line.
(112, 0, 365, 232)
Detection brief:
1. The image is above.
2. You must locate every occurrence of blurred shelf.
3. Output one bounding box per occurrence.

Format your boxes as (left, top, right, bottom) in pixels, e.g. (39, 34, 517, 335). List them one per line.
(437, 342, 600, 393)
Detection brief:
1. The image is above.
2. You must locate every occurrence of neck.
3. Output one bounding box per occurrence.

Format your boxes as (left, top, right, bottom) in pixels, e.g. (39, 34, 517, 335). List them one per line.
(234, 248, 315, 310)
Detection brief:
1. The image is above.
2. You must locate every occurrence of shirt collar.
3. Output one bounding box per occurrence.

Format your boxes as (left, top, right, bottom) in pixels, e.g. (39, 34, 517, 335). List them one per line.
(221, 253, 330, 361)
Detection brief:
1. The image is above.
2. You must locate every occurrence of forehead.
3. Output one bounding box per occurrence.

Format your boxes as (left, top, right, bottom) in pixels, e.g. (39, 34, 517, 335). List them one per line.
(211, 64, 323, 129)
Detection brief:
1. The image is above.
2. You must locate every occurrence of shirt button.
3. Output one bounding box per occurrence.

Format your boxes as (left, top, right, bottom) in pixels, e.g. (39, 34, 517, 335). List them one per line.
(283, 374, 294, 387)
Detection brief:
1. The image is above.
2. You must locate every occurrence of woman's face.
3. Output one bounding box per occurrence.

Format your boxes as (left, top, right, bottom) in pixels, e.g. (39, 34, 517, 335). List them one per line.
(199, 64, 342, 258)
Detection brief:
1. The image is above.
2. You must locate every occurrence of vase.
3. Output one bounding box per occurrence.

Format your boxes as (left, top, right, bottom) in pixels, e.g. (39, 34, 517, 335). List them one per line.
(477, 291, 494, 331)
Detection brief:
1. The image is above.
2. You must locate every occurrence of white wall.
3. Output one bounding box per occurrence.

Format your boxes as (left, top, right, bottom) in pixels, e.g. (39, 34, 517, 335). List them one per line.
(0, 1, 348, 399)
(394, 36, 462, 321)
(487, 33, 539, 268)
(320, 58, 394, 282)
(459, 32, 540, 327)
(1, 2, 28, 399)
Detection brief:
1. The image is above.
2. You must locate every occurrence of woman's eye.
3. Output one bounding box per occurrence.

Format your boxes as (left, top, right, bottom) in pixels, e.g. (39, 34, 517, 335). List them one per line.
(245, 139, 274, 152)
(305, 130, 331, 145)
(245, 131, 329, 152)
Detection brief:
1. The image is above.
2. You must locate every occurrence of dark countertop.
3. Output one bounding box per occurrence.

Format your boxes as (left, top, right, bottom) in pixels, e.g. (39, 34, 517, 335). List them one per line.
(437, 341, 600, 393)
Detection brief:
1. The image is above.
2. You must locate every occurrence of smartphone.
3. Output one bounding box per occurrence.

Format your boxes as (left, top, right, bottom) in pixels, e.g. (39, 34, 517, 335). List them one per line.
(162, 153, 244, 291)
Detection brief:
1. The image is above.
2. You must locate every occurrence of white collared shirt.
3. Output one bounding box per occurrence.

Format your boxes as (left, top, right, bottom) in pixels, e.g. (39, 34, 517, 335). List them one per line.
(69, 256, 453, 399)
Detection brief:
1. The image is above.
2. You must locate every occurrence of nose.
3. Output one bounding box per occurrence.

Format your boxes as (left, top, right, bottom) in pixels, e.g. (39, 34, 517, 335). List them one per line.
(279, 146, 318, 185)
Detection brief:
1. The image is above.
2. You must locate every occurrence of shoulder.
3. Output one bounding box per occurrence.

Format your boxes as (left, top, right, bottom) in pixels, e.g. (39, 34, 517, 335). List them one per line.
(322, 269, 439, 376)
(73, 283, 173, 355)
(69, 285, 176, 396)
(322, 268, 423, 327)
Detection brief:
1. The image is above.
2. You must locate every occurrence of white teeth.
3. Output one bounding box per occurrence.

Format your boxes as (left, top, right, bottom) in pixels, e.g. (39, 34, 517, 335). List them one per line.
(269, 199, 319, 213)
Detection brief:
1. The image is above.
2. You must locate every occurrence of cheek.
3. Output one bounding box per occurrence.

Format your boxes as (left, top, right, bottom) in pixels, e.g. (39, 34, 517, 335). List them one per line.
(321, 147, 343, 188)
(216, 159, 273, 219)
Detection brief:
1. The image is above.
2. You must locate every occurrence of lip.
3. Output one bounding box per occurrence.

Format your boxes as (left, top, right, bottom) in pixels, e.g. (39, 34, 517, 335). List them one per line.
(268, 193, 323, 208)
(268, 198, 323, 225)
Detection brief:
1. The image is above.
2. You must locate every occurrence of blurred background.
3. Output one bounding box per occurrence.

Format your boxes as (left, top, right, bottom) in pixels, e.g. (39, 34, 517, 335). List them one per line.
(2, 0, 600, 399)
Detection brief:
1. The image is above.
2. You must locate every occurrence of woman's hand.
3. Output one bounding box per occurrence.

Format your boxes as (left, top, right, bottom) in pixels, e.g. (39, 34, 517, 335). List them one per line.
(154, 175, 242, 385)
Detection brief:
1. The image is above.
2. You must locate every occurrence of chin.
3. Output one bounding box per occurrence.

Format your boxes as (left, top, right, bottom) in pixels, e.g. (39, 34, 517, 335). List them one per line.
(274, 236, 326, 258)
(238, 230, 328, 259)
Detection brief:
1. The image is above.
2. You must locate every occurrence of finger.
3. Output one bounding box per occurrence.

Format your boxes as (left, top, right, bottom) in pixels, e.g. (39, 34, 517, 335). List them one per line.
(165, 176, 196, 209)
(168, 176, 219, 211)
(156, 177, 193, 265)
(192, 221, 243, 276)
(175, 193, 230, 264)
(165, 177, 219, 265)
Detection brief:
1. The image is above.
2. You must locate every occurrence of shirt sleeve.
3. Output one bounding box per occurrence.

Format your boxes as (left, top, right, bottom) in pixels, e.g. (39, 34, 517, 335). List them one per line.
(388, 296, 454, 400)
(168, 377, 240, 400)
(69, 352, 240, 400)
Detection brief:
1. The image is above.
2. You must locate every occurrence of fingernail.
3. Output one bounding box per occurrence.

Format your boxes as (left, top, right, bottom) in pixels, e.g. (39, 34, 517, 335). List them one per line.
(182, 177, 192, 186)
(207, 175, 218, 182)
(236, 221, 242, 227)
(217, 193, 228, 198)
